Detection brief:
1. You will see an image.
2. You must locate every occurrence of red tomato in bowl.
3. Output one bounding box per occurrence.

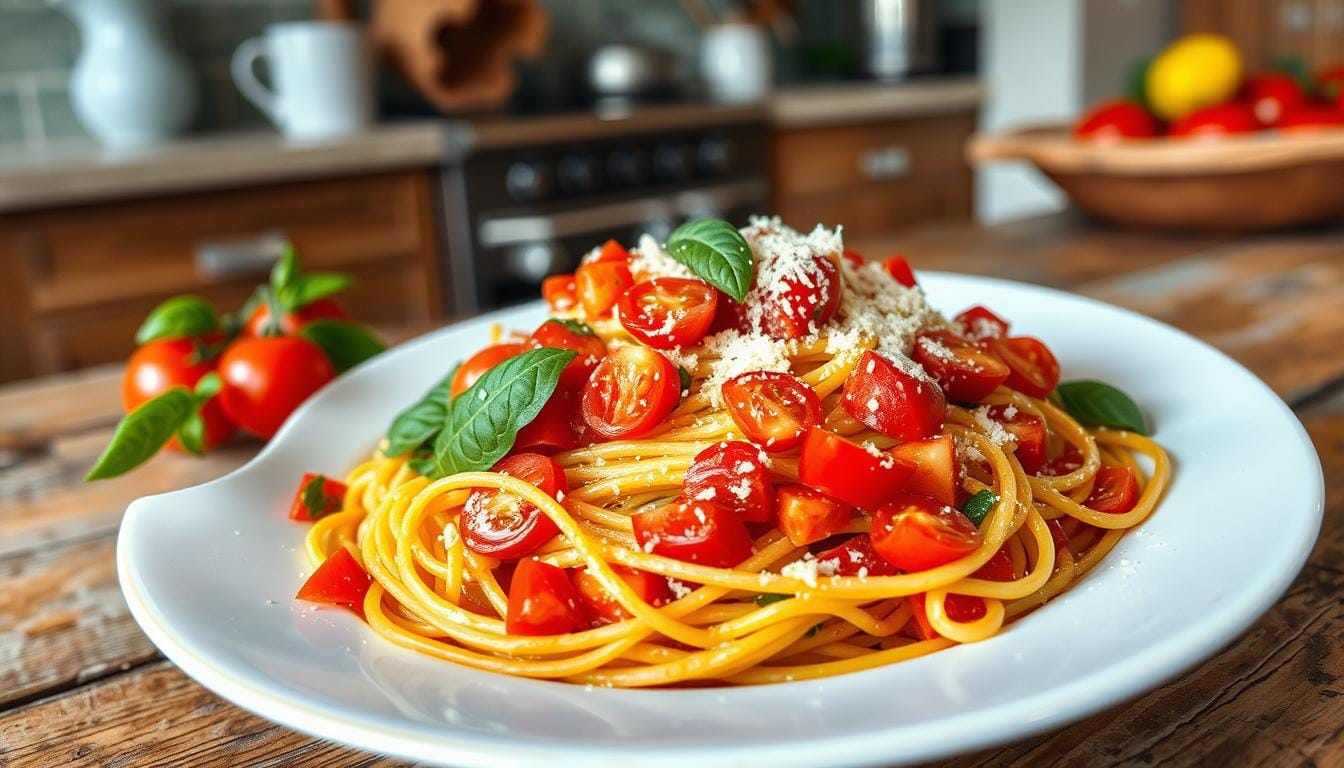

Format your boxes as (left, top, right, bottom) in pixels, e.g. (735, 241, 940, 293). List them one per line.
(245, 297, 348, 337)
(1276, 106, 1344, 132)
(953, 305, 1010, 340)
(581, 345, 680, 439)
(911, 329, 1010, 403)
(575, 261, 634, 318)
(616, 278, 718, 349)
(122, 337, 236, 451)
(985, 336, 1060, 399)
(986, 404, 1047, 474)
(506, 558, 586, 636)
(721, 371, 822, 453)
(681, 441, 775, 523)
(218, 336, 334, 439)
(1074, 99, 1161, 142)
(632, 498, 755, 568)
(514, 383, 580, 454)
(870, 493, 982, 572)
(461, 453, 567, 559)
(1168, 103, 1260, 137)
(1242, 72, 1307, 126)
(759, 255, 842, 340)
(798, 427, 915, 510)
(450, 343, 525, 398)
(528, 320, 607, 389)
(842, 350, 946, 441)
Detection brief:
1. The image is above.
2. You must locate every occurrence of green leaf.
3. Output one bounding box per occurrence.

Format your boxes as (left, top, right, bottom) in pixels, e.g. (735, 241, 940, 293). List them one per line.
(754, 593, 789, 606)
(300, 473, 340, 519)
(677, 365, 693, 395)
(1054, 380, 1147, 435)
(407, 454, 437, 477)
(86, 388, 195, 480)
(1270, 55, 1315, 94)
(805, 622, 824, 638)
(194, 371, 222, 400)
(1124, 56, 1153, 109)
(270, 245, 298, 297)
(282, 272, 353, 312)
(961, 489, 998, 527)
(385, 368, 458, 457)
(547, 318, 596, 336)
(135, 296, 220, 344)
(299, 320, 385, 373)
(665, 218, 754, 302)
(176, 412, 206, 456)
(432, 348, 577, 477)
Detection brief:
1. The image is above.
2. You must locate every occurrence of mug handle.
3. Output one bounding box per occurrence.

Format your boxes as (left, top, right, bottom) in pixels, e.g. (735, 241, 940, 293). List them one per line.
(231, 37, 282, 125)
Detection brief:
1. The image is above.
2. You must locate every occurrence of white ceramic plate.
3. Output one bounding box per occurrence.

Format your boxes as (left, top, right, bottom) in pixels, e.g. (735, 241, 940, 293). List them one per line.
(118, 274, 1323, 768)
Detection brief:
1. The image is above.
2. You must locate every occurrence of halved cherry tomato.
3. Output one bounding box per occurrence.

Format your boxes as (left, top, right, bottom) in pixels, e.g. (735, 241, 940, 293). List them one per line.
(542, 274, 578, 312)
(985, 336, 1060, 399)
(721, 371, 822, 453)
(296, 547, 371, 616)
(798, 427, 915, 510)
(506, 558, 586, 636)
(616, 277, 718, 349)
(1243, 72, 1307, 126)
(1085, 466, 1140, 513)
(288, 472, 348, 522)
(882, 255, 917, 288)
(245, 297, 349, 337)
(1168, 103, 1259, 137)
(776, 484, 852, 546)
(576, 261, 634, 318)
(632, 498, 755, 568)
(759, 255, 842, 340)
(709, 290, 749, 334)
(911, 329, 1010, 403)
(816, 535, 898, 577)
(682, 441, 774, 523)
(1073, 99, 1160, 141)
(583, 238, 631, 265)
(953, 305, 1010, 340)
(1044, 442, 1085, 477)
(887, 434, 957, 506)
(570, 565, 673, 625)
(905, 591, 996, 639)
(1276, 106, 1344, 131)
(450, 342, 524, 398)
(986, 404, 1046, 474)
(841, 248, 865, 268)
(842, 350, 946, 441)
(514, 383, 579, 454)
(218, 336, 334, 440)
(581, 345, 680, 439)
(123, 337, 236, 452)
(870, 493, 982, 572)
(461, 453, 566, 559)
(528, 319, 607, 389)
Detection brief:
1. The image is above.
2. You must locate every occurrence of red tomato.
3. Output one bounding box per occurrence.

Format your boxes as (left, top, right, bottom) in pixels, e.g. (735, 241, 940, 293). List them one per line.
(581, 345, 680, 439)
(841, 248, 865, 268)
(542, 274, 578, 312)
(882, 255, 917, 288)
(1276, 106, 1344, 131)
(528, 320, 607, 389)
(870, 493, 982, 572)
(842, 350, 946, 441)
(709, 290, 749, 334)
(1046, 518, 1071, 552)
(887, 434, 957, 507)
(1243, 72, 1307, 125)
(450, 342, 524, 399)
(505, 558, 586, 636)
(1044, 442, 1085, 477)
(974, 547, 1016, 582)
(798, 427, 915, 510)
(288, 472, 348, 522)
(245, 297, 348, 337)
(122, 337, 236, 451)
(1073, 99, 1161, 141)
(296, 547, 371, 616)
(986, 404, 1046, 474)
(721, 371, 823, 453)
(570, 565, 673, 625)
(776, 484, 852, 546)
(218, 337, 334, 439)
(953, 305, 1010, 340)
(985, 336, 1060, 399)
(583, 239, 631, 265)
(1168, 103, 1260, 137)
(911, 329, 1010, 403)
(682, 441, 774, 523)
(816, 535, 898, 577)
(616, 278, 718, 349)
(759, 255, 842, 340)
(1086, 466, 1140, 513)
(906, 591, 993, 638)
(461, 453, 567, 560)
(514, 384, 579, 454)
(632, 498, 755, 568)
(575, 261, 634, 318)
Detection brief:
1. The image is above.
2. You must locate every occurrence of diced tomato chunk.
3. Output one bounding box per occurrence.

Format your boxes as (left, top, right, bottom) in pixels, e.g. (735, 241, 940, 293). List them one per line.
(288, 472, 348, 522)
(506, 558, 586, 635)
(986, 405, 1046, 474)
(570, 565, 673, 625)
(632, 498, 755, 568)
(870, 493, 982, 572)
(682, 441, 775, 523)
(296, 547, 372, 616)
(584, 239, 631, 265)
(842, 350, 946, 441)
(575, 261, 634, 318)
(882, 255, 917, 287)
(798, 427, 915, 510)
(887, 435, 957, 507)
(542, 274, 578, 312)
(953, 306, 1010, 340)
(1086, 466, 1140, 513)
(775, 484, 853, 546)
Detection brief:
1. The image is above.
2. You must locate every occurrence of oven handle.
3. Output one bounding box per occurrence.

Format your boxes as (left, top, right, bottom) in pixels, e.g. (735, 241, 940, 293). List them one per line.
(477, 179, 768, 247)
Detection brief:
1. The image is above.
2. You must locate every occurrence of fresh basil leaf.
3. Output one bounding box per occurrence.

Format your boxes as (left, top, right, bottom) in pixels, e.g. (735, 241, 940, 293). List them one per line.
(282, 272, 353, 312)
(385, 368, 458, 457)
(194, 371, 222, 400)
(665, 218, 754, 302)
(270, 245, 298, 297)
(86, 387, 195, 480)
(805, 622, 824, 638)
(432, 348, 577, 477)
(961, 489, 998, 527)
(301, 473, 340, 519)
(677, 365, 693, 394)
(1054, 380, 1147, 435)
(754, 593, 789, 606)
(135, 296, 220, 344)
(176, 412, 206, 456)
(299, 320, 385, 373)
(547, 318, 596, 336)
(407, 454, 437, 477)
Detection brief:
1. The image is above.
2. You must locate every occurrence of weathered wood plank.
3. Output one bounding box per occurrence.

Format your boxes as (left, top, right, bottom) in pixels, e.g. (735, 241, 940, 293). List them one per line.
(0, 365, 123, 452)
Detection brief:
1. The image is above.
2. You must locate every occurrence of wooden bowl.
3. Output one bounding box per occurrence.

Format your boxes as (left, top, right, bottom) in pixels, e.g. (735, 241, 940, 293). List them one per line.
(970, 125, 1344, 231)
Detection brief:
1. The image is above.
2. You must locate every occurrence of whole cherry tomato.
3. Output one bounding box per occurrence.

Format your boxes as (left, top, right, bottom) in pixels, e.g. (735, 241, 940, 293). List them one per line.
(953, 305, 1010, 340)
(1073, 99, 1161, 141)
(1242, 72, 1307, 125)
(1168, 103, 1259, 137)
(122, 337, 236, 451)
(218, 336, 335, 439)
(1276, 106, 1344, 132)
(451, 343, 525, 398)
(245, 297, 348, 336)
(617, 277, 719, 350)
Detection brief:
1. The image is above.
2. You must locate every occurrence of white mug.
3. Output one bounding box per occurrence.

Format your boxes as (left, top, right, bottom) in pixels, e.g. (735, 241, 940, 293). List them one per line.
(700, 23, 773, 104)
(231, 22, 374, 140)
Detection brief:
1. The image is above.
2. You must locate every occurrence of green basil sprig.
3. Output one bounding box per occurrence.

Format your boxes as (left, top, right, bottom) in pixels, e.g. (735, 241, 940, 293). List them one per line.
(135, 296, 220, 344)
(87, 374, 224, 479)
(961, 489, 998, 527)
(665, 218, 754, 302)
(1053, 380, 1147, 435)
(299, 320, 385, 373)
(431, 348, 576, 478)
(385, 366, 458, 457)
(251, 246, 354, 336)
(299, 473, 342, 520)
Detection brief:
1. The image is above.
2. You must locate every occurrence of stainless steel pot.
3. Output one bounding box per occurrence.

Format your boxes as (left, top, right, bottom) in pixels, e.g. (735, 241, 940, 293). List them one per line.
(861, 0, 938, 80)
(584, 42, 677, 100)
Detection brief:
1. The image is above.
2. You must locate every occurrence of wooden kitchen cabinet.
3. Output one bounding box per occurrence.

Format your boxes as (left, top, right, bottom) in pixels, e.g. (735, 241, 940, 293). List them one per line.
(1184, 0, 1344, 70)
(770, 111, 976, 243)
(0, 170, 443, 382)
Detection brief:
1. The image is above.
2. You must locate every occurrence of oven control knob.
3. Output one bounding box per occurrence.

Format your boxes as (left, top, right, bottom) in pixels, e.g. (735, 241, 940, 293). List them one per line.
(607, 148, 649, 187)
(505, 160, 551, 202)
(696, 136, 735, 175)
(557, 153, 599, 195)
(653, 143, 692, 182)
(506, 242, 566, 283)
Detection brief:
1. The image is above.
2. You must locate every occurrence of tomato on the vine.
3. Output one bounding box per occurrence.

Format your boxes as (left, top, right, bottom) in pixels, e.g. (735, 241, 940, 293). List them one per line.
(245, 297, 348, 336)
(218, 336, 334, 440)
(122, 337, 236, 451)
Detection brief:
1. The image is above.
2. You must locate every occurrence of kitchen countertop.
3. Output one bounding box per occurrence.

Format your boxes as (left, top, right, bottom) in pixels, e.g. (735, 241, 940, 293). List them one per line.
(3, 213, 1343, 767)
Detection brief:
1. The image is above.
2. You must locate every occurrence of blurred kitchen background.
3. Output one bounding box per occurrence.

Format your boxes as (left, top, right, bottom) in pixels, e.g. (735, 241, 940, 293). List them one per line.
(0, 0, 1339, 383)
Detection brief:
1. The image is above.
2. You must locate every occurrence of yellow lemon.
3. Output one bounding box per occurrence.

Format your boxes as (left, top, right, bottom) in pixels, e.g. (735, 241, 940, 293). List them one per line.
(1145, 34, 1242, 121)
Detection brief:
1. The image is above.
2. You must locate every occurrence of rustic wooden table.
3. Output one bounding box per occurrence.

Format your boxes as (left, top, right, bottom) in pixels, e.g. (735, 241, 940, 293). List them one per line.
(2, 213, 1341, 767)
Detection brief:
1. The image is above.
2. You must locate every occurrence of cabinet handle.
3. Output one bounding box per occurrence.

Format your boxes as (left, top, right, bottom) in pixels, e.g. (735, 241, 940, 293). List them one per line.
(193, 231, 291, 279)
(859, 145, 911, 180)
